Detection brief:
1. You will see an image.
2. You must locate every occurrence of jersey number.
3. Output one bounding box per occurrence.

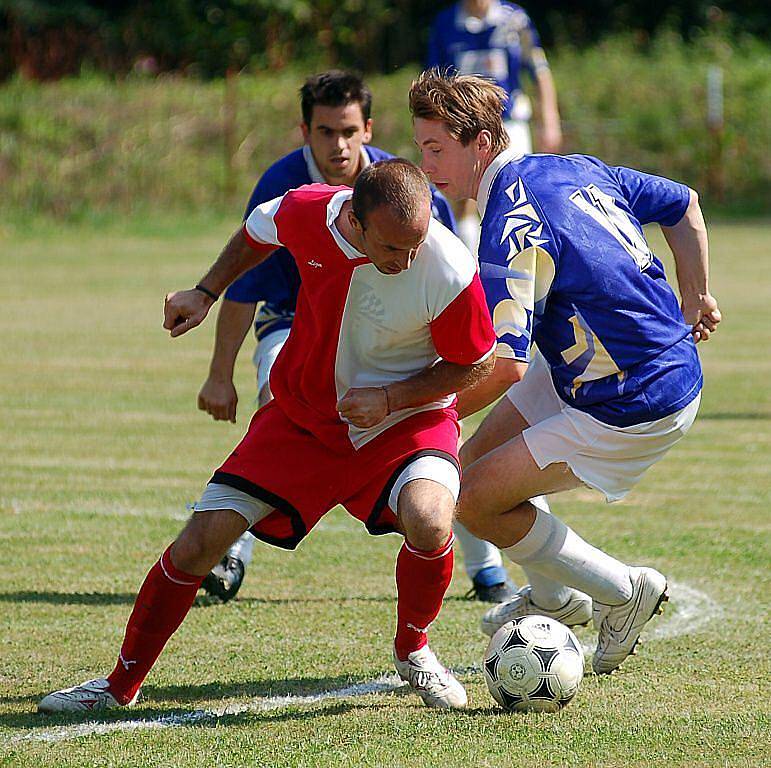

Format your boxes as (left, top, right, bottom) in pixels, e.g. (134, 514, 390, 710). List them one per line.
(569, 185, 653, 271)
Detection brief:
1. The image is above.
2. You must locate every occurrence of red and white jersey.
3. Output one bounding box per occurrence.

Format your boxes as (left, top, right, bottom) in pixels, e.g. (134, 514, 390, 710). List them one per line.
(243, 184, 495, 451)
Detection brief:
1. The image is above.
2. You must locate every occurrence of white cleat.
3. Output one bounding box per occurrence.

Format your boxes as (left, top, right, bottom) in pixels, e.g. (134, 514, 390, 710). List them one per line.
(393, 645, 467, 709)
(592, 566, 668, 675)
(480, 585, 593, 637)
(38, 678, 139, 714)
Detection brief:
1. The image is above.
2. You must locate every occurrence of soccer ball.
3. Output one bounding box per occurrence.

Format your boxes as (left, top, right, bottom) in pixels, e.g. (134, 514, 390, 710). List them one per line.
(483, 615, 584, 712)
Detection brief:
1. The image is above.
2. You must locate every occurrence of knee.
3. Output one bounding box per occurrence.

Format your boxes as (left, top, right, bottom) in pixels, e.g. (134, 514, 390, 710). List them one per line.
(170, 516, 228, 575)
(399, 494, 454, 552)
(455, 480, 500, 544)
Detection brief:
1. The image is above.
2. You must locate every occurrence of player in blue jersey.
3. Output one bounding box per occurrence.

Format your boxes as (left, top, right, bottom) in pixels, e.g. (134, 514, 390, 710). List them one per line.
(410, 71, 721, 673)
(197, 71, 511, 605)
(427, 0, 562, 254)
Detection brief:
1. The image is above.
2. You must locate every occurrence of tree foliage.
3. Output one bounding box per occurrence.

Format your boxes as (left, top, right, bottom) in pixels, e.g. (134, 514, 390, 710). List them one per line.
(0, 0, 767, 80)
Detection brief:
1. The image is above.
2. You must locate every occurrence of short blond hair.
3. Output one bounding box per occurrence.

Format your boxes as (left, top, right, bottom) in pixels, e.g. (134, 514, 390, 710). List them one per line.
(409, 69, 509, 156)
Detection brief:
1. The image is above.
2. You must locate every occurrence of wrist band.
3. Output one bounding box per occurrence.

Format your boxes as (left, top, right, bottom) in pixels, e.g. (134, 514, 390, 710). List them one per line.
(382, 386, 391, 415)
(194, 284, 219, 301)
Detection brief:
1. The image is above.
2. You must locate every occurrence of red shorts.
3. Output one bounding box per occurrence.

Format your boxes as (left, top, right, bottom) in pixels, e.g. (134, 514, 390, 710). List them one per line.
(210, 401, 460, 549)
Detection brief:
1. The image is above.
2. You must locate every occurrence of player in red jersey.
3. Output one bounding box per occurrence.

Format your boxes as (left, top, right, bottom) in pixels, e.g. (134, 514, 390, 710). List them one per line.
(39, 159, 496, 713)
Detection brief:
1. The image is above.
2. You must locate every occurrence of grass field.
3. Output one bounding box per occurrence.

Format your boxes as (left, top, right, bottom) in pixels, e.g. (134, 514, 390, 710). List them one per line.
(0, 218, 769, 767)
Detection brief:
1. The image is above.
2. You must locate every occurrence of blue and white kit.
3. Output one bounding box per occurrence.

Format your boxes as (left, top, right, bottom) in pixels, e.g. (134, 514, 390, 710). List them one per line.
(427, 1, 550, 123)
(477, 149, 702, 499)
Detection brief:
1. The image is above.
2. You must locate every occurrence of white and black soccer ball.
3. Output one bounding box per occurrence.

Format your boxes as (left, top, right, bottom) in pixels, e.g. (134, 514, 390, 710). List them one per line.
(483, 615, 584, 713)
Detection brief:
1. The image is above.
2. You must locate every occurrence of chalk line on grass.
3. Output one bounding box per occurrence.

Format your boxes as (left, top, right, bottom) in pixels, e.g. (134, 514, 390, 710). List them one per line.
(8, 580, 721, 744)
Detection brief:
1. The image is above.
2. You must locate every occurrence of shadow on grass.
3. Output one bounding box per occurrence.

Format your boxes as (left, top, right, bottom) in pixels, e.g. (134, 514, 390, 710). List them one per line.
(0, 591, 401, 607)
(1, 673, 400, 733)
(699, 412, 771, 420)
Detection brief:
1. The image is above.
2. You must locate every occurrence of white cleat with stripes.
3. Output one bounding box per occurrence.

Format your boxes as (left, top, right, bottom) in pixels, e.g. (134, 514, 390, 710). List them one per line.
(480, 585, 593, 637)
(592, 566, 669, 675)
(38, 678, 139, 714)
(393, 645, 467, 709)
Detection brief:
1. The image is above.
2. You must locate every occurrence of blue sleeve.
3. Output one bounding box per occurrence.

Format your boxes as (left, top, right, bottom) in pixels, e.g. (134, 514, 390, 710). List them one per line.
(612, 166, 691, 226)
(225, 267, 262, 303)
(243, 169, 287, 220)
(430, 189, 457, 233)
(228, 166, 294, 303)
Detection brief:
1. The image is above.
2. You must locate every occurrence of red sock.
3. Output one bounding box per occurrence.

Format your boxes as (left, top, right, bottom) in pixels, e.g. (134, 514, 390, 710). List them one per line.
(394, 534, 454, 661)
(107, 545, 202, 704)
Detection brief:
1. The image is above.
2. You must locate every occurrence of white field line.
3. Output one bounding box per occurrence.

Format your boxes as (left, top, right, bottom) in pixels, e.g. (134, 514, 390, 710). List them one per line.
(9, 580, 721, 744)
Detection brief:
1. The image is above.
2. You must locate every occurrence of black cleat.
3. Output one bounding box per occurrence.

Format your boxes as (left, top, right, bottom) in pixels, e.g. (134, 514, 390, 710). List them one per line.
(465, 566, 518, 603)
(200, 555, 246, 603)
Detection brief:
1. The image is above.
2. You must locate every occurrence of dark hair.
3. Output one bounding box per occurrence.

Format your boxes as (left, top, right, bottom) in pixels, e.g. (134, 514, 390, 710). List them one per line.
(300, 70, 373, 127)
(409, 69, 509, 156)
(351, 158, 431, 228)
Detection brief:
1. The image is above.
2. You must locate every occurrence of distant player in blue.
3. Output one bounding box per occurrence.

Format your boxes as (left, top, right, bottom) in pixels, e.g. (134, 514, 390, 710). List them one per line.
(411, 71, 721, 674)
(427, 1, 562, 253)
(197, 71, 464, 602)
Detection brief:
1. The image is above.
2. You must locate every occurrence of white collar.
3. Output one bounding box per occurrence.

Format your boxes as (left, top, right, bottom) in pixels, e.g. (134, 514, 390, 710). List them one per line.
(456, 0, 506, 32)
(476, 147, 523, 218)
(326, 189, 367, 261)
(303, 144, 371, 185)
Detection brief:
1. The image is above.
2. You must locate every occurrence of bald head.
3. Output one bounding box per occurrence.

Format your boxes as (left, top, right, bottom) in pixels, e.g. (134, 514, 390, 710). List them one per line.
(351, 158, 432, 229)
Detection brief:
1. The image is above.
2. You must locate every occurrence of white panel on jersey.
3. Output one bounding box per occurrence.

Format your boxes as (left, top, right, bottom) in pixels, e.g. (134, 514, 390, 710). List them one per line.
(333, 217, 477, 449)
(244, 195, 283, 246)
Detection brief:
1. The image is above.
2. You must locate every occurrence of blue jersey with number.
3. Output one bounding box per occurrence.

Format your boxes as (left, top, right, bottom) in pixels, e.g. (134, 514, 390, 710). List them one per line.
(427, 1, 549, 120)
(226, 145, 457, 341)
(478, 150, 702, 427)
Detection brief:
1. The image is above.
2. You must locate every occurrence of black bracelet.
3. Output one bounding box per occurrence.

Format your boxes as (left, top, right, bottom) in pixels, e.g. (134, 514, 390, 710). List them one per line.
(194, 283, 219, 301)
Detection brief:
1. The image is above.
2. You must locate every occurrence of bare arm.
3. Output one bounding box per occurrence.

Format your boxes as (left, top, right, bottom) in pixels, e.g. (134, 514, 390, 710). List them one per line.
(337, 355, 496, 429)
(533, 68, 562, 153)
(455, 357, 528, 419)
(661, 189, 721, 342)
(197, 299, 257, 423)
(163, 227, 275, 338)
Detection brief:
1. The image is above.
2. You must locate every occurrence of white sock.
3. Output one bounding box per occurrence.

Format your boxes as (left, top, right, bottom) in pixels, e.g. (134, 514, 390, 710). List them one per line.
(502, 506, 632, 606)
(453, 520, 503, 579)
(457, 215, 480, 256)
(228, 532, 255, 566)
(524, 497, 580, 609)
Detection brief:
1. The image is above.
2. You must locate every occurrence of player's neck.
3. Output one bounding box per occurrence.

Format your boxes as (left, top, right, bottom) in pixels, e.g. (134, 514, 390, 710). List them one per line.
(464, 0, 492, 19)
(334, 201, 365, 252)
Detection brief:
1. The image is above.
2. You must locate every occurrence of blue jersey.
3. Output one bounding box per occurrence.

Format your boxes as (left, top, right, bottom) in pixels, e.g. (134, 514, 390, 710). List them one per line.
(478, 150, 702, 427)
(427, 1, 549, 120)
(226, 145, 457, 340)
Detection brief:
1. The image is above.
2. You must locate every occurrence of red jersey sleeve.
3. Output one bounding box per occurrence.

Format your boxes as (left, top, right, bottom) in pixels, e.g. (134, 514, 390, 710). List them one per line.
(430, 272, 496, 365)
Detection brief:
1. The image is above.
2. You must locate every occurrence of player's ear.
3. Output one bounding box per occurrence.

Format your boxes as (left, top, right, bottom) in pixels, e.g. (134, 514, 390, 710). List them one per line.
(300, 122, 311, 143)
(476, 130, 492, 153)
(348, 209, 363, 233)
(362, 118, 373, 144)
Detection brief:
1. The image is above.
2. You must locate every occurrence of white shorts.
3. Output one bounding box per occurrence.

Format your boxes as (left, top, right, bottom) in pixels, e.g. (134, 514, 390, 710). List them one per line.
(252, 327, 291, 394)
(507, 352, 701, 502)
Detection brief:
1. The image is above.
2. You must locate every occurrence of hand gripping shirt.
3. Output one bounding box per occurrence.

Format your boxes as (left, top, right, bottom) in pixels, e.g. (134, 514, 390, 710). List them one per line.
(242, 184, 496, 451)
(226, 144, 457, 342)
(427, 0, 550, 120)
(477, 149, 702, 427)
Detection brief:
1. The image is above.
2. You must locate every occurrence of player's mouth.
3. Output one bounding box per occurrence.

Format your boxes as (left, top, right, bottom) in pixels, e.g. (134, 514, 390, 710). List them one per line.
(329, 156, 349, 166)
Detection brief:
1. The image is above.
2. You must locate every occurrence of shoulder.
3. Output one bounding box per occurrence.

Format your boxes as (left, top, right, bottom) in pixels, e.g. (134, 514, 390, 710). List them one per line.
(422, 218, 477, 286)
(259, 148, 311, 191)
(365, 146, 394, 162)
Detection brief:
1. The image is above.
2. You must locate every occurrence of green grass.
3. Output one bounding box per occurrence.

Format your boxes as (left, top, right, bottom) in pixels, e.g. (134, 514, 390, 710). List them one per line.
(0, 220, 769, 767)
